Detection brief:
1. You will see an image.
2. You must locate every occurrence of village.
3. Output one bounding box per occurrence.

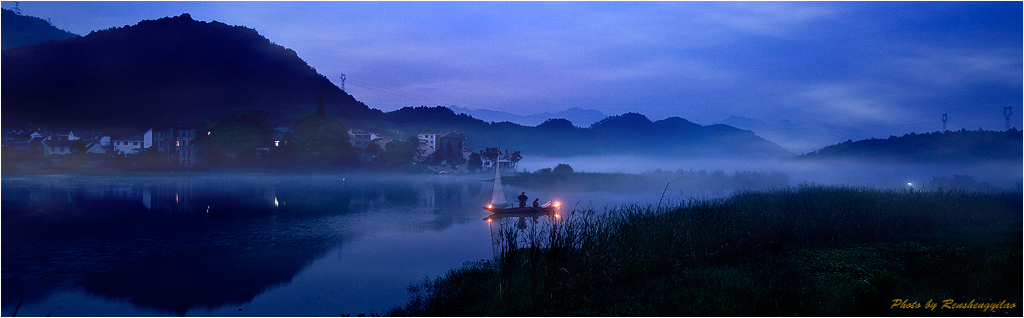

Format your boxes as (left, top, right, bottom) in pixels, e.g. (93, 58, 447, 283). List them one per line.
(2, 122, 518, 173)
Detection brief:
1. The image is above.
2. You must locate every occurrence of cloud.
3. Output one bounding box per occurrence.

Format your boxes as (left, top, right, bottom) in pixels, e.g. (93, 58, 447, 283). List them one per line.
(689, 2, 840, 39)
(790, 84, 910, 126)
(889, 47, 1022, 88)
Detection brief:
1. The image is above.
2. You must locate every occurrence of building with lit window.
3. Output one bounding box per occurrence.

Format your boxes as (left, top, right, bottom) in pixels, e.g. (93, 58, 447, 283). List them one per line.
(151, 126, 198, 167)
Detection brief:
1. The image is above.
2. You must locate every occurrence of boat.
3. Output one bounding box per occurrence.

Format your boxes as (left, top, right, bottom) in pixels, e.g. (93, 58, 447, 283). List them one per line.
(483, 157, 560, 219)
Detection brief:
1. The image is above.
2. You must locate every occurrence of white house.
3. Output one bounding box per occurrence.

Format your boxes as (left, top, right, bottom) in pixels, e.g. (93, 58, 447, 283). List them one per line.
(348, 129, 378, 149)
(417, 130, 439, 157)
(84, 137, 111, 154)
(42, 139, 77, 156)
(112, 134, 145, 155)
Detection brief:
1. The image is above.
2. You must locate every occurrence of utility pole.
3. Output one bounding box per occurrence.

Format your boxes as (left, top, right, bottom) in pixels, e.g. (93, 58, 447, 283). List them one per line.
(339, 74, 346, 92)
(1003, 106, 1012, 130)
(942, 113, 947, 132)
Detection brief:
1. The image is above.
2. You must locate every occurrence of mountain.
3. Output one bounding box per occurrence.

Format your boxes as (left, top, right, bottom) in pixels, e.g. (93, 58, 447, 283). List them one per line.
(1, 9, 80, 49)
(796, 129, 1023, 163)
(450, 106, 607, 127)
(381, 108, 792, 158)
(717, 115, 874, 154)
(2, 13, 381, 133)
(2, 13, 789, 159)
(586, 113, 789, 157)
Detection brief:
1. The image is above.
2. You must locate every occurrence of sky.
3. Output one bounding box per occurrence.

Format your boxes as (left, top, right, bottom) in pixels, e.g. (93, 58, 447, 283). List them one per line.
(3, 1, 1022, 140)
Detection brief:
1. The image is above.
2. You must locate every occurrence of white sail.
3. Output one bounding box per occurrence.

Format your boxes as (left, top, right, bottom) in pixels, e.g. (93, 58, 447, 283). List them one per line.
(491, 160, 508, 206)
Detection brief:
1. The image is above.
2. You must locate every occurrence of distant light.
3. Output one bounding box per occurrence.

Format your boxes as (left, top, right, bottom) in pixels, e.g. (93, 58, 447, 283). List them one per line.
(274, 141, 280, 147)
(207, 131, 211, 135)
(908, 183, 913, 186)
(553, 202, 561, 208)
(274, 197, 279, 207)
(554, 213, 560, 219)
(487, 204, 493, 209)
(487, 218, 492, 223)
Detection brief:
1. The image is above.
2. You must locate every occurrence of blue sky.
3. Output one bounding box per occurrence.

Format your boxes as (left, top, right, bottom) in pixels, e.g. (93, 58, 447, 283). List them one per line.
(4, 1, 1021, 139)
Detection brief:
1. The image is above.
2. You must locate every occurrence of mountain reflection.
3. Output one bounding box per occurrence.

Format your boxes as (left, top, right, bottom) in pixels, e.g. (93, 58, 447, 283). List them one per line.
(1, 174, 488, 316)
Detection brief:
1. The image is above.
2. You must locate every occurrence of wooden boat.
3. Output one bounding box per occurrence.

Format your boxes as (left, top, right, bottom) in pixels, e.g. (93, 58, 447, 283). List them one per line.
(483, 158, 560, 219)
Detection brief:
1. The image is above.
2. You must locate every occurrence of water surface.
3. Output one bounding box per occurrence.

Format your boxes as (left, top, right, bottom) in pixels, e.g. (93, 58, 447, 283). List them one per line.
(1, 173, 665, 316)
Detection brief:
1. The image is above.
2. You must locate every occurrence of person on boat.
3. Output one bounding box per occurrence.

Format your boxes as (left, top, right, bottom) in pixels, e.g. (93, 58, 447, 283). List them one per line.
(518, 192, 528, 208)
(533, 198, 540, 207)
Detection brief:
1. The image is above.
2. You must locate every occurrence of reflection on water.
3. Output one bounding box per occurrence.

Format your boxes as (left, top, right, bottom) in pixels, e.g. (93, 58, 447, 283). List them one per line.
(2, 172, 710, 316)
(486, 211, 560, 259)
(1, 174, 500, 316)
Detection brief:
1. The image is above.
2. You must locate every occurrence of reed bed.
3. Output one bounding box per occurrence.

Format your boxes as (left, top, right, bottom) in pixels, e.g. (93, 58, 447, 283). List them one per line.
(389, 185, 1022, 316)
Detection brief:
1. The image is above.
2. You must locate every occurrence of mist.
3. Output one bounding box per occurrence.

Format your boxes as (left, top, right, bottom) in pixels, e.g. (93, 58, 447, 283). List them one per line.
(519, 155, 1022, 190)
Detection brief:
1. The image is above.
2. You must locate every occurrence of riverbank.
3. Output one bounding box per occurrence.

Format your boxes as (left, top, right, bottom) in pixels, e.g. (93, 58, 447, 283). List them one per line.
(388, 186, 1022, 316)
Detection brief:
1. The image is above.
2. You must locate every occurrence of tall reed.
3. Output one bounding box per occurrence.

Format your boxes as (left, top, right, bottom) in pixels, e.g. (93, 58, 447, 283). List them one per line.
(390, 185, 1022, 316)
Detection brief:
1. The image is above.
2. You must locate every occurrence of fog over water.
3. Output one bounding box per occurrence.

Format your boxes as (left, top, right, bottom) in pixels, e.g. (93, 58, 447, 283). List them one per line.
(2, 156, 1019, 316)
(520, 155, 1022, 190)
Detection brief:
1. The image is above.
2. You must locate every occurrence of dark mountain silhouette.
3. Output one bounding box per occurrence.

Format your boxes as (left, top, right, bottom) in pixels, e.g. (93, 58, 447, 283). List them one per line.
(2, 13, 789, 159)
(1, 9, 80, 49)
(796, 129, 1023, 163)
(2, 13, 380, 133)
(449, 105, 608, 127)
(587, 113, 789, 157)
(381, 108, 792, 158)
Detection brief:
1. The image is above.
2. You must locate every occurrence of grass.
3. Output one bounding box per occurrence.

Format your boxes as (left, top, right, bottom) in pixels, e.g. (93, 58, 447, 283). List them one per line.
(388, 185, 1022, 316)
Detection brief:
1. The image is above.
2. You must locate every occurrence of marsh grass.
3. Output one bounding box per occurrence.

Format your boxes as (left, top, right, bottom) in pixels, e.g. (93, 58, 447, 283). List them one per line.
(389, 185, 1022, 316)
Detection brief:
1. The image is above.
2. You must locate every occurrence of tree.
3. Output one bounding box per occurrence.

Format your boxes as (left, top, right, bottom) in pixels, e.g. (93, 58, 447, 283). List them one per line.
(365, 141, 383, 158)
(379, 136, 418, 168)
(552, 163, 574, 174)
(480, 147, 501, 168)
(193, 109, 274, 167)
(70, 139, 87, 162)
(467, 152, 482, 172)
(290, 106, 355, 167)
(444, 140, 466, 166)
(508, 150, 522, 172)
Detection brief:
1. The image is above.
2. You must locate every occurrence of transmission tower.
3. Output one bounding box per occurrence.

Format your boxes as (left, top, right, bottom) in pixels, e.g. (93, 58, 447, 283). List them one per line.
(942, 113, 947, 131)
(1004, 106, 1013, 130)
(340, 74, 346, 92)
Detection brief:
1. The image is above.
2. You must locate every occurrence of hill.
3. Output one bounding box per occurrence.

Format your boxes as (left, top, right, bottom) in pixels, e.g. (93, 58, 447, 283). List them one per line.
(2, 13, 790, 159)
(1, 13, 381, 132)
(380, 108, 792, 158)
(449, 106, 608, 127)
(1, 9, 80, 49)
(796, 129, 1023, 163)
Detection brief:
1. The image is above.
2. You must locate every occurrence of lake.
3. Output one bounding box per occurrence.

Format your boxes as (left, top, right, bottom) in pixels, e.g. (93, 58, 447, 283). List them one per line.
(3, 156, 1019, 316)
(1, 173, 668, 316)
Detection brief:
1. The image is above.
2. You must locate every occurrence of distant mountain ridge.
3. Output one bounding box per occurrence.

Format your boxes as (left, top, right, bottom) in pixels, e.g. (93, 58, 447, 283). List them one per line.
(796, 129, 1023, 163)
(449, 106, 608, 127)
(1, 8, 80, 49)
(2, 13, 792, 159)
(380, 107, 792, 158)
(717, 115, 874, 154)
